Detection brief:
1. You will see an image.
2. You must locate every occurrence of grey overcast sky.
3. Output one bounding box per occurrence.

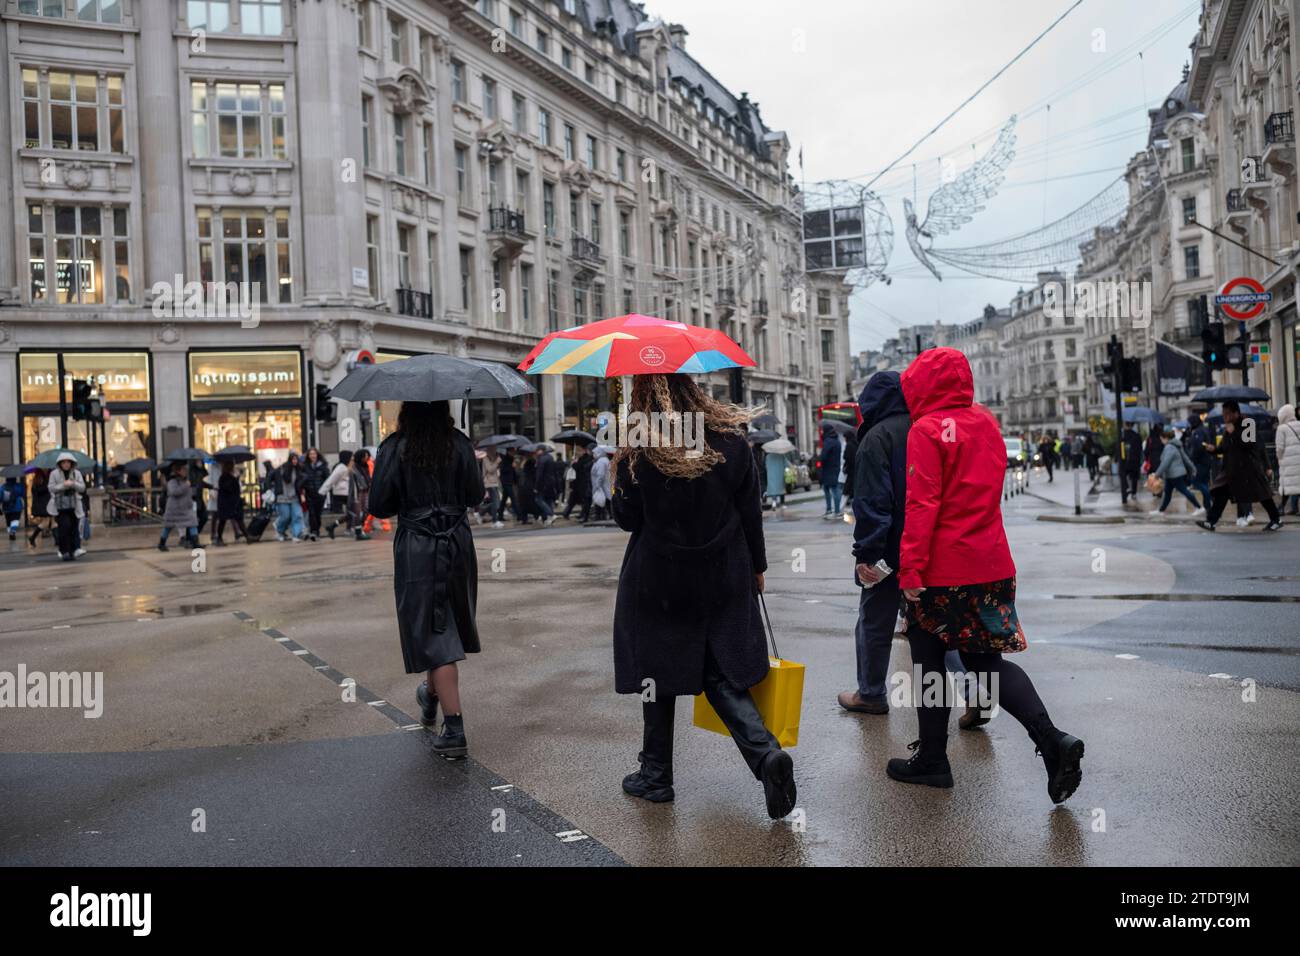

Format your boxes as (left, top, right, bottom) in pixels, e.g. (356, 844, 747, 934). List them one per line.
(640, 0, 1201, 352)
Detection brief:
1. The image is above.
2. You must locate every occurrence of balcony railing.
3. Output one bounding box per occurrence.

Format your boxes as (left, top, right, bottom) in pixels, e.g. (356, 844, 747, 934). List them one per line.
(1226, 188, 1245, 212)
(570, 234, 602, 262)
(716, 287, 737, 307)
(788, 364, 801, 377)
(488, 206, 527, 237)
(752, 297, 769, 316)
(397, 288, 433, 319)
(1265, 111, 1294, 146)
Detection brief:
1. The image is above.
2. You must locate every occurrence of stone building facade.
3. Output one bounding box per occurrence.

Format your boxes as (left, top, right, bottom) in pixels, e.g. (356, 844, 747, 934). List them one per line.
(0, 0, 847, 469)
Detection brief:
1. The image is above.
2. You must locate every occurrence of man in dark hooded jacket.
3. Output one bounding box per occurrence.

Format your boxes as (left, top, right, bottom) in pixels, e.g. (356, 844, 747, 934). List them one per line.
(839, 371, 910, 715)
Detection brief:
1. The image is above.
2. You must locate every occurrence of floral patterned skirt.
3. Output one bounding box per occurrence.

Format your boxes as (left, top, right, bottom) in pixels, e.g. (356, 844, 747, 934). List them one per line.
(904, 576, 1027, 654)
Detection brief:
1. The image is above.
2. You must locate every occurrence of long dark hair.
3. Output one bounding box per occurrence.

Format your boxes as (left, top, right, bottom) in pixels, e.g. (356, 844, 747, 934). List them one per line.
(398, 401, 454, 474)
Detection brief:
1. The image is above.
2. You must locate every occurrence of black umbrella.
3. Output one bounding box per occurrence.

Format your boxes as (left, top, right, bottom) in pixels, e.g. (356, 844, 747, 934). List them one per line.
(162, 447, 207, 462)
(1192, 384, 1270, 403)
(1, 463, 26, 479)
(752, 413, 781, 429)
(476, 434, 530, 449)
(330, 353, 534, 403)
(122, 457, 156, 477)
(550, 429, 597, 447)
(213, 445, 256, 463)
(746, 429, 780, 444)
(1205, 403, 1271, 424)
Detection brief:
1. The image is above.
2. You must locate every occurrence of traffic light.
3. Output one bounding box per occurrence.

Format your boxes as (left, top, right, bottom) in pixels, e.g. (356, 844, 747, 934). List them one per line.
(1224, 336, 1248, 370)
(1201, 322, 1226, 369)
(1120, 356, 1142, 393)
(315, 384, 336, 422)
(71, 380, 92, 421)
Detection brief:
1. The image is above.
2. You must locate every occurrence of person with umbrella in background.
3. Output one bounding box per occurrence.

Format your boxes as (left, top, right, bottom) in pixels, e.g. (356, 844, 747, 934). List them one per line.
(589, 446, 611, 521)
(819, 422, 843, 519)
(159, 460, 198, 551)
(369, 401, 485, 757)
(497, 449, 517, 525)
(213, 459, 247, 545)
(1120, 421, 1143, 501)
(480, 445, 502, 526)
(320, 450, 353, 539)
(763, 439, 789, 509)
(532, 446, 558, 526)
(562, 443, 594, 522)
(890, 348, 1084, 803)
(28, 468, 51, 547)
(1197, 400, 1283, 532)
(48, 452, 87, 560)
(3, 469, 27, 540)
(1277, 403, 1300, 516)
(1184, 413, 1214, 513)
(611, 374, 796, 819)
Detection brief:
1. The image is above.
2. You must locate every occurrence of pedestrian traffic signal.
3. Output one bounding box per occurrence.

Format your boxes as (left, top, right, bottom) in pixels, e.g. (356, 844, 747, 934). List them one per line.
(315, 384, 336, 422)
(1201, 322, 1226, 369)
(71, 380, 92, 421)
(1120, 357, 1142, 393)
(1224, 337, 1247, 370)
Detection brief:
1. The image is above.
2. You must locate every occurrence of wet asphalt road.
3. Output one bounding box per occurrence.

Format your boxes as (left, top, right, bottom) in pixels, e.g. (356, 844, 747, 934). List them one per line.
(1, 496, 1297, 866)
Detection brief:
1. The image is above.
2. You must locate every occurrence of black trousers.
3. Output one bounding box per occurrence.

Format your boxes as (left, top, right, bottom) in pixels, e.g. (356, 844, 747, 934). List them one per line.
(640, 647, 779, 781)
(1121, 468, 1139, 498)
(305, 490, 325, 535)
(907, 629, 1052, 752)
(214, 517, 246, 541)
(563, 491, 591, 521)
(54, 509, 80, 556)
(1206, 487, 1279, 526)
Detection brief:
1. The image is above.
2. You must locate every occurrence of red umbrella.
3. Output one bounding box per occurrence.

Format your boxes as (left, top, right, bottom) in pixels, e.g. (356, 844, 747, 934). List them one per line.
(518, 313, 756, 377)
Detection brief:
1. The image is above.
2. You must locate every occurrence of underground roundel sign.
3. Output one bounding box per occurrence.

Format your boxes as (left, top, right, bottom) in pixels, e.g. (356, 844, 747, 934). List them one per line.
(1216, 277, 1272, 321)
(638, 345, 667, 367)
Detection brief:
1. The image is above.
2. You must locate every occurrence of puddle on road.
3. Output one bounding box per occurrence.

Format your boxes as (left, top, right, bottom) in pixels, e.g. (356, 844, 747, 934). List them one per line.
(136, 603, 227, 618)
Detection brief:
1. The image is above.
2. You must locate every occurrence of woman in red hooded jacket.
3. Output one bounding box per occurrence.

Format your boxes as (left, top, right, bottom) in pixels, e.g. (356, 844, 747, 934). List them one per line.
(891, 348, 1084, 804)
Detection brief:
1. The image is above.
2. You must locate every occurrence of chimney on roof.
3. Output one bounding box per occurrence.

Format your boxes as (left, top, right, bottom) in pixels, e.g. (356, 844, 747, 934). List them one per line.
(668, 23, 687, 49)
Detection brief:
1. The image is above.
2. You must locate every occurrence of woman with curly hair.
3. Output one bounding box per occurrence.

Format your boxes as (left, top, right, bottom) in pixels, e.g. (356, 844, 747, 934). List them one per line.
(369, 401, 484, 757)
(611, 373, 796, 819)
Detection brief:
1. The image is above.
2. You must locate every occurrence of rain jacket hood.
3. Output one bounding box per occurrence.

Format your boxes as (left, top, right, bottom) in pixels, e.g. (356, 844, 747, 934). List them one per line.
(900, 347, 974, 421)
(857, 371, 909, 436)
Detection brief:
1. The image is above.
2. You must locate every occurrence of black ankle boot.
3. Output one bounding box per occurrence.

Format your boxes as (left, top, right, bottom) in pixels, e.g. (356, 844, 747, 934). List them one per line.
(886, 737, 954, 788)
(433, 713, 467, 757)
(1028, 717, 1084, 804)
(416, 682, 438, 726)
(622, 751, 674, 803)
(759, 750, 797, 819)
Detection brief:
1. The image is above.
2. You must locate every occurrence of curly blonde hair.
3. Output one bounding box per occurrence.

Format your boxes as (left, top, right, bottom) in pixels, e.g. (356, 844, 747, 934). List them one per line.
(612, 374, 762, 485)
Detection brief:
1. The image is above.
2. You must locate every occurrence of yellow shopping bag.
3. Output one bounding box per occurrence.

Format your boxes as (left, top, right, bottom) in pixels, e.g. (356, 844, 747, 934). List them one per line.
(693, 593, 805, 747)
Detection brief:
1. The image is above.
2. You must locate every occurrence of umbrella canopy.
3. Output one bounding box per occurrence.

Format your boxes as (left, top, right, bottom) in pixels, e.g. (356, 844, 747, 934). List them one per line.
(519, 313, 756, 377)
(213, 445, 256, 463)
(476, 434, 530, 449)
(1119, 406, 1165, 425)
(1192, 384, 1270, 403)
(26, 447, 95, 470)
(746, 429, 780, 444)
(822, 420, 856, 436)
(162, 447, 208, 462)
(752, 412, 781, 429)
(1, 463, 27, 479)
(330, 353, 534, 402)
(122, 457, 156, 477)
(762, 437, 796, 455)
(550, 429, 597, 447)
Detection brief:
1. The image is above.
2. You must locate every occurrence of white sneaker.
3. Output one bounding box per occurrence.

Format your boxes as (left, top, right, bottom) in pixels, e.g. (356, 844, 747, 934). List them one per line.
(1245, 513, 1256, 525)
(544, 516, 556, 527)
(275, 533, 286, 541)
(492, 521, 504, 529)
(73, 547, 86, 557)
(1149, 507, 1163, 515)
(1235, 517, 1248, 528)
(1191, 507, 1205, 517)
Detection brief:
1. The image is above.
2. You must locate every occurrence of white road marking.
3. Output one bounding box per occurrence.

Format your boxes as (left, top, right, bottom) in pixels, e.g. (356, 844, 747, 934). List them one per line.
(52, 625, 70, 630)
(292, 649, 309, 656)
(1208, 673, 1234, 679)
(367, 699, 387, 707)
(1115, 653, 1140, 660)
(555, 830, 589, 843)
(491, 784, 515, 792)
(275, 637, 290, 643)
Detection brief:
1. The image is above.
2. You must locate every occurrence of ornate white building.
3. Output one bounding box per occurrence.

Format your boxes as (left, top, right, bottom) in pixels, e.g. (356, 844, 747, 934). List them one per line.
(0, 0, 848, 469)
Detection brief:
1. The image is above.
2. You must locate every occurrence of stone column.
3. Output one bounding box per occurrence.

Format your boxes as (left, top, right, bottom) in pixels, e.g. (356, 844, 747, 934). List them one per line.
(136, 4, 185, 293)
(0, 22, 15, 301)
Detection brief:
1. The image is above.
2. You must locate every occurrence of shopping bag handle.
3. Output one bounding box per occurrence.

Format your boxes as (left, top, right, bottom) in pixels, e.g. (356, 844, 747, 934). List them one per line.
(758, 591, 781, 661)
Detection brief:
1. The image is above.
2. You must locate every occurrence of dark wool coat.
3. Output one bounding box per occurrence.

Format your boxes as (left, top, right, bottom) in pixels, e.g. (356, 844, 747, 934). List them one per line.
(612, 430, 769, 697)
(851, 371, 910, 573)
(1212, 423, 1274, 503)
(369, 430, 485, 672)
(216, 472, 244, 520)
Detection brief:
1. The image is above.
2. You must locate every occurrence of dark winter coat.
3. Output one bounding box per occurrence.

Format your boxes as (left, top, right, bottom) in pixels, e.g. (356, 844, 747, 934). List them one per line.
(841, 433, 860, 499)
(30, 475, 50, 518)
(1120, 428, 1143, 473)
(216, 472, 244, 520)
(819, 432, 842, 488)
(851, 371, 910, 576)
(571, 454, 594, 497)
(612, 431, 769, 697)
(369, 430, 485, 671)
(1211, 422, 1273, 503)
(301, 458, 331, 494)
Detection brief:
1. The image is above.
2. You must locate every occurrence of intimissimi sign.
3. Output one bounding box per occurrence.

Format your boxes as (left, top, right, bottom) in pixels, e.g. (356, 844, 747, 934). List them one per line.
(188, 350, 302, 400)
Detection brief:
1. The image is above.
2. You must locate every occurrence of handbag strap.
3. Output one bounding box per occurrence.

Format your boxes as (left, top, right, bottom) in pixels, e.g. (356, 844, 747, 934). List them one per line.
(758, 591, 781, 660)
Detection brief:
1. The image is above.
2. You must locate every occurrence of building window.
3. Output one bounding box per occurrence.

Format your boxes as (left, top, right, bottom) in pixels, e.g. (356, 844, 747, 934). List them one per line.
(543, 181, 556, 236)
(589, 202, 602, 247)
(536, 30, 549, 55)
(563, 124, 575, 160)
(623, 286, 634, 314)
(1180, 136, 1195, 172)
(512, 92, 527, 133)
(585, 134, 598, 169)
(365, 215, 380, 298)
(238, 0, 284, 35)
(547, 269, 560, 331)
(520, 263, 533, 326)
(450, 61, 466, 103)
(360, 94, 373, 167)
(28, 204, 131, 305)
(509, 7, 523, 36)
(191, 80, 287, 160)
(482, 77, 498, 120)
(196, 207, 293, 303)
(393, 112, 408, 177)
(561, 46, 573, 71)
(459, 247, 473, 310)
(477, 0, 495, 20)
(616, 148, 627, 181)
(187, 1, 229, 31)
(24, 69, 126, 154)
(397, 224, 413, 289)
(538, 108, 552, 146)
(619, 211, 630, 257)
(584, 61, 596, 85)
(454, 144, 469, 202)
(1181, 196, 1196, 225)
(514, 168, 530, 210)
(422, 123, 434, 186)
(1183, 243, 1200, 279)
(817, 291, 831, 316)
(426, 232, 438, 298)
(388, 14, 405, 63)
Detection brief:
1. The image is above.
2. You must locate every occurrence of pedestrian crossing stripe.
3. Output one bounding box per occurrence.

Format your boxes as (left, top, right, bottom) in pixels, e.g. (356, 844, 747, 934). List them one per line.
(555, 830, 590, 842)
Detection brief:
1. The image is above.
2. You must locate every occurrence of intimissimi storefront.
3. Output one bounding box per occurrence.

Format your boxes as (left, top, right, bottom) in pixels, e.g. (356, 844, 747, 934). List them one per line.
(187, 349, 305, 471)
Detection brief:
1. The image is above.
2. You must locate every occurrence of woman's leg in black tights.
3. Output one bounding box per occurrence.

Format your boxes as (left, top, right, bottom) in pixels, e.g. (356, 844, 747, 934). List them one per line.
(957, 651, 1051, 735)
(906, 629, 952, 747)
